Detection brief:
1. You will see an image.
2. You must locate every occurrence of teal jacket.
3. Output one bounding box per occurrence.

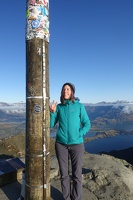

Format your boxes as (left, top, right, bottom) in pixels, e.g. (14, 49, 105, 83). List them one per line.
(50, 100, 91, 145)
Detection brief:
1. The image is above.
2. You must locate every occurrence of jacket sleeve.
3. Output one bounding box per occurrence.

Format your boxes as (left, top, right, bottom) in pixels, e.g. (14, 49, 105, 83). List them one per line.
(50, 109, 58, 128)
(79, 104, 91, 137)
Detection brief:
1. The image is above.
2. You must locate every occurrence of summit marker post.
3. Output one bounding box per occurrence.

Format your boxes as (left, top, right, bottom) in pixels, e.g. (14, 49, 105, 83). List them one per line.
(25, 0, 50, 199)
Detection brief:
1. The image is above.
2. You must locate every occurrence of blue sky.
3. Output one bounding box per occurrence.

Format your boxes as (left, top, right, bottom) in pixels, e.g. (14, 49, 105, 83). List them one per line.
(0, 0, 133, 103)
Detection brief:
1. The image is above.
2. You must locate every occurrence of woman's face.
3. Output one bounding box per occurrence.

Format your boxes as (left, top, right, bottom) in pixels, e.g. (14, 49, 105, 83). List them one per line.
(63, 85, 72, 99)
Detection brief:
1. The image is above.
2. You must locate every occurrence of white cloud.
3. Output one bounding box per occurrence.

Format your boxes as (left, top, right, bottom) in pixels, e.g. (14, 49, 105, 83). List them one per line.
(122, 105, 133, 114)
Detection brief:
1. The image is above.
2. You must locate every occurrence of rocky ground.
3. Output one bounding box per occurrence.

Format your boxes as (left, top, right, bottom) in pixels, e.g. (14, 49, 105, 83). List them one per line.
(1, 152, 133, 200)
(1, 133, 133, 199)
(50, 152, 133, 200)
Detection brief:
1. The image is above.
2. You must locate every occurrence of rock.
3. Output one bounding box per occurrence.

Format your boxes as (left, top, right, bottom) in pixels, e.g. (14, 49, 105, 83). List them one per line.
(82, 152, 133, 199)
(50, 156, 59, 179)
(50, 152, 133, 200)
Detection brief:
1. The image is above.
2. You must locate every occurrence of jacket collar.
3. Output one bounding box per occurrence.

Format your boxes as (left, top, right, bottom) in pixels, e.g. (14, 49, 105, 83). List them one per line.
(64, 99, 74, 105)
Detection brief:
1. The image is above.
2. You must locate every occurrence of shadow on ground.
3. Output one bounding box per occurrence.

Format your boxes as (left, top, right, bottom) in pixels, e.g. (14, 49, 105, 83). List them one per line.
(51, 185, 63, 200)
(1, 181, 21, 200)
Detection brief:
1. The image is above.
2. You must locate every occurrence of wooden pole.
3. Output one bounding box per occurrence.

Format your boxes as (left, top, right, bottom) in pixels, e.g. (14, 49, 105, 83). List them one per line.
(25, 0, 50, 199)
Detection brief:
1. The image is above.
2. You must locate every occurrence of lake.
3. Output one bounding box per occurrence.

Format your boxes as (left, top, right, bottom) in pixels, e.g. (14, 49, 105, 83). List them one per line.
(84, 134, 133, 154)
(50, 124, 133, 154)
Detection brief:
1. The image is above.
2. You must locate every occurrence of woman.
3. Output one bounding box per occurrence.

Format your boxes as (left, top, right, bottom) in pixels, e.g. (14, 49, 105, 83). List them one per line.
(50, 83, 91, 200)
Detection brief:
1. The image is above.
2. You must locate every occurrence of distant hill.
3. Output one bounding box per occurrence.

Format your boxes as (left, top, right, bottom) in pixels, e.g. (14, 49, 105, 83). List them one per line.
(85, 102, 133, 130)
(0, 102, 25, 121)
(0, 102, 25, 138)
(0, 101, 133, 138)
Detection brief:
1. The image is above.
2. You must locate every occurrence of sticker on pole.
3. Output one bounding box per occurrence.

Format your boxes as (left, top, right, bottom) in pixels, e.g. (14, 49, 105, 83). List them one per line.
(34, 104, 42, 113)
(26, 0, 50, 42)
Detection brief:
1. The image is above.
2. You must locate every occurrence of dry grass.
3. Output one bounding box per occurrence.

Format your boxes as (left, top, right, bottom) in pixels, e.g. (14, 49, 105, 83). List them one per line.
(0, 133, 56, 159)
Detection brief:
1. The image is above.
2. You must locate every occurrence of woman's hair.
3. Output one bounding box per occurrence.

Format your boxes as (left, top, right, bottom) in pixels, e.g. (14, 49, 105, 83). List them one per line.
(60, 86, 75, 104)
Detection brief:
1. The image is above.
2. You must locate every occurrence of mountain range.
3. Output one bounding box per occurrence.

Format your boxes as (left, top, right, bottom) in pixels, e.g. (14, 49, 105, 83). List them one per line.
(0, 101, 133, 138)
(1, 101, 133, 199)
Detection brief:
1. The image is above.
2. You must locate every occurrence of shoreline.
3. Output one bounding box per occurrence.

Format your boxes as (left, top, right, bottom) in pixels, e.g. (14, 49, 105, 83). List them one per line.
(0, 131, 133, 165)
(84, 129, 133, 143)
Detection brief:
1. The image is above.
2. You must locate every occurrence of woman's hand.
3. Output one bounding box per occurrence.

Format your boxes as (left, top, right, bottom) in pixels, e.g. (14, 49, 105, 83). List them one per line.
(49, 100, 58, 113)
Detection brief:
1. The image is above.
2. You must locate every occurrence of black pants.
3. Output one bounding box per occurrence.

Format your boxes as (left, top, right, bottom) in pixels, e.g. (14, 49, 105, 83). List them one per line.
(55, 142, 84, 200)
